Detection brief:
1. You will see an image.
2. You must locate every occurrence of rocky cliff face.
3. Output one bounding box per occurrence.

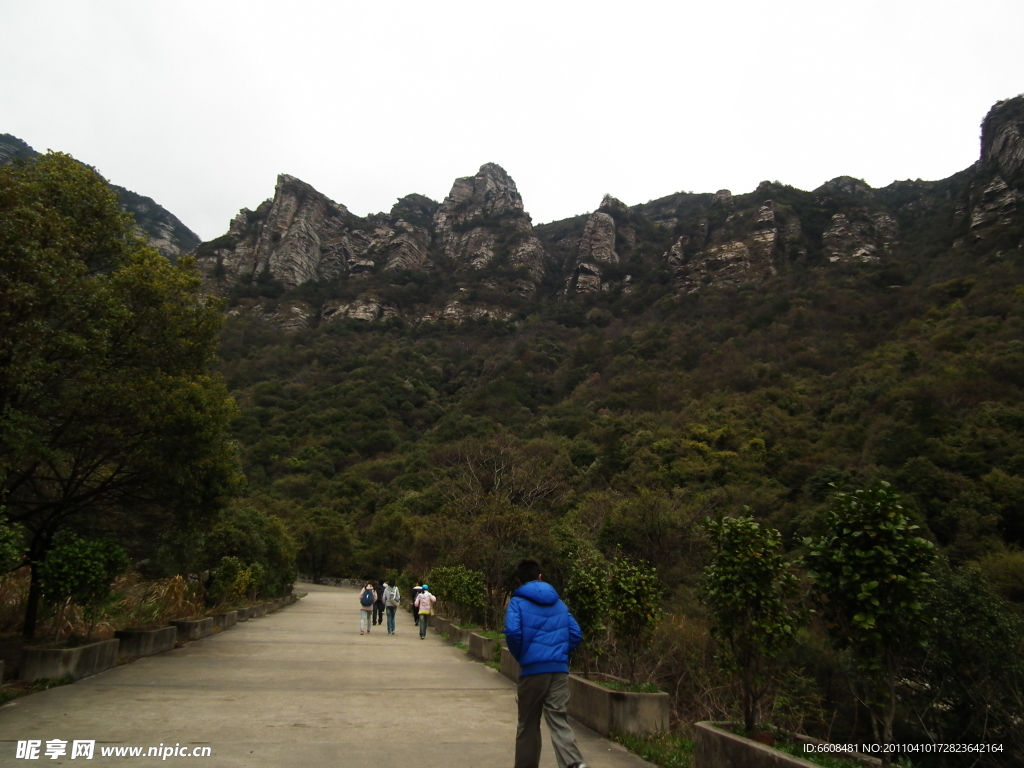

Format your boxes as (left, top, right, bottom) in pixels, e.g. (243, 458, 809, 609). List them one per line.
(198, 96, 1024, 332)
(197, 163, 549, 296)
(565, 195, 634, 293)
(195, 174, 366, 287)
(0, 133, 200, 261)
(433, 163, 547, 281)
(664, 190, 787, 291)
(966, 98, 1024, 240)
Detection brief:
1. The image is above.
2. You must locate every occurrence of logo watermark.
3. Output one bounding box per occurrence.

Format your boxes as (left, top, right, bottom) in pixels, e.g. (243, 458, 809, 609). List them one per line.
(16, 740, 212, 760)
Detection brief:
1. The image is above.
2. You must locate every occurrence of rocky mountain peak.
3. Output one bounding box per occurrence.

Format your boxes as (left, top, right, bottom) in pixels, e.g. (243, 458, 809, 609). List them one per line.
(438, 162, 525, 220)
(195, 172, 363, 287)
(981, 95, 1024, 184)
(389, 193, 439, 222)
(598, 194, 629, 216)
(815, 176, 874, 198)
(433, 163, 545, 277)
(710, 189, 734, 208)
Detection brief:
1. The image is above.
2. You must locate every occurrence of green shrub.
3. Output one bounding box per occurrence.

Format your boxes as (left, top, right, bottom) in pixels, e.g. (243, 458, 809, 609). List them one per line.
(41, 536, 129, 641)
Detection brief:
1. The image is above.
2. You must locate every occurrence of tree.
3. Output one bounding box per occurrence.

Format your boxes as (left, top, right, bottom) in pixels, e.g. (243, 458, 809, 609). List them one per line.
(361, 504, 413, 574)
(428, 564, 485, 624)
(295, 507, 354, 583)
(0, 512, 24, 574)
(608, 557, 662, 684)
(40, 535, 129, 641)
(904, 561, 1024, 765)
(433, 437, 565, 627)
(203, 506, 298, 598)
(805, 482, 936, 766)
(562, 553, 609, 678)
(701, 513, 801, 733)
(0, 153, 243, 636)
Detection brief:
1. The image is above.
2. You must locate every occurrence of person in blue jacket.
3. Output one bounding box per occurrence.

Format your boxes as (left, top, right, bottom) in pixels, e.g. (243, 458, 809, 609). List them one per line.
(504, 558, 590, 768)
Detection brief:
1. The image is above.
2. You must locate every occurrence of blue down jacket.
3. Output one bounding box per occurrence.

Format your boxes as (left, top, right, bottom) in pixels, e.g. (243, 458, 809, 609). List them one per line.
(504, 580, 582, 677)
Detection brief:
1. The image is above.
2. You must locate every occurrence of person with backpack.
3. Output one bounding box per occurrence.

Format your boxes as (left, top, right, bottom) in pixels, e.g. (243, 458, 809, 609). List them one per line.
(359, 581, 375, 635)
(504, 558, 590, 768)
(413, 584, 436, 639)
(382, 581, 401, 635)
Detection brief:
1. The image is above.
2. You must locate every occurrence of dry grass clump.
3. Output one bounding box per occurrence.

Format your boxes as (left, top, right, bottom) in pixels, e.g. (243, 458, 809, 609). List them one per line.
(0, 570, 205, 642)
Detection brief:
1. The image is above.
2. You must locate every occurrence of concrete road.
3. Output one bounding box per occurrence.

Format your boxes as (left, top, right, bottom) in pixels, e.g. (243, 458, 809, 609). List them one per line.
(0, 583, 653, 767)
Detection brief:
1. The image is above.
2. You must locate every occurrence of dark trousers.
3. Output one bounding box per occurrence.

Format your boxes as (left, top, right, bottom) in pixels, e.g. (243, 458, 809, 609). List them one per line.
(372, 602, 384, 625)
(515, 672, 585, 768)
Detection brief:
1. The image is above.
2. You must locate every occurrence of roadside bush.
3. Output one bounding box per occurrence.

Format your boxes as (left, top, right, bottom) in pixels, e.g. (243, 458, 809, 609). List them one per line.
(428, 564, 485, 625)
(40, 536, 129, 641)
(701, 513, 802, 732)
(609, 558, 663, 683)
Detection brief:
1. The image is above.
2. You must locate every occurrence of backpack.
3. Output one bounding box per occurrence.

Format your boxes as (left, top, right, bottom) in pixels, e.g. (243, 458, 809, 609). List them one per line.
(360, 589, 374, 607)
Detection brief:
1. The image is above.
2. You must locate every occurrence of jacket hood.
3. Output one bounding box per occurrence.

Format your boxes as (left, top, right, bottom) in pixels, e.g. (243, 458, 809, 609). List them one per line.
(513, 580, 560, 606)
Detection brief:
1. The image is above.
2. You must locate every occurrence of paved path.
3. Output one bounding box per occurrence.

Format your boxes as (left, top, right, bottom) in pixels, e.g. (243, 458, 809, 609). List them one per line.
(0, 584, 653, 767)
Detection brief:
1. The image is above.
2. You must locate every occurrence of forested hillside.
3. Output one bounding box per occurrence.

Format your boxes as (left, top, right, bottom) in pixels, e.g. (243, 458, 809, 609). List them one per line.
(207, 97, 1024, 763)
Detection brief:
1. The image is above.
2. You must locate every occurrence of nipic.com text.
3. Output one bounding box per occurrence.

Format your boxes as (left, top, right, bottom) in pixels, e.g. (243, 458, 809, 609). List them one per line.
(16, 740, 212, 759)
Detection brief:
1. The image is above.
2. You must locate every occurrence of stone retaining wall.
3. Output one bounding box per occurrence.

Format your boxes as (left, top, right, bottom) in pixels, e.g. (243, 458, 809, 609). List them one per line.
(115, 627, 177, 658)
(469, 633, 499, 662)
(694, 723, 881, 768)
(170, 617, 213, 642)
(210, 611, 238, 630)
(20, 639, 120, 682)
(568, 675, 669, 737)
(500, 646, 521, 681)
(17, 590, 303, 684)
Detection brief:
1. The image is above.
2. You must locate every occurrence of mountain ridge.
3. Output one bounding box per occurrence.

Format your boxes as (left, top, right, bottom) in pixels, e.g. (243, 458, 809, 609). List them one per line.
(0, 133, 202, 261)
(194, 96, 1023, 330)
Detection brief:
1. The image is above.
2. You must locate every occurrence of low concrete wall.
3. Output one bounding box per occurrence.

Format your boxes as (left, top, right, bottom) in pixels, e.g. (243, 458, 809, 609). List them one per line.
(210, 611, 238, 630)
(21, 638, 120, 682)
(500, 646, 521, 681)
(115, 627, 177, 658)
(448, 625, 471, 645)
(251, 603, 267, 618)
(469, 633, 499, 662)
(432, 616, 451, 635)
(693, 723, 882, 768)
(567, 675, 669, 737)
(170, 617, 213, 642)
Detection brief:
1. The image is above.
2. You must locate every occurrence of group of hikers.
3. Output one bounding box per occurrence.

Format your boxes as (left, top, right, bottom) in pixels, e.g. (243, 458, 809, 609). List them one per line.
(358, 579, 436, 638)
(356, 560, 591, 768)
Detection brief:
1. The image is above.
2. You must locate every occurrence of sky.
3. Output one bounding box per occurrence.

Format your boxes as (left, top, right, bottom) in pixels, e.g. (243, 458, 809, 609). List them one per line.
(3, 0, 1023, 242)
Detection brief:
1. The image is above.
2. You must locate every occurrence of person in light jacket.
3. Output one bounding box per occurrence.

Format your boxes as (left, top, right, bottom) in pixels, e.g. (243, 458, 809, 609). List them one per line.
(504, 558, 589, 768)
(382, 581, 401, 635)
(413, 584, 436, 639)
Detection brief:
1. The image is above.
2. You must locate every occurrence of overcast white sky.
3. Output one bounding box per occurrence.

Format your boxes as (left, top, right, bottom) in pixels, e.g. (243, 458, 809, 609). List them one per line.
(4, 0, 1023, 241)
